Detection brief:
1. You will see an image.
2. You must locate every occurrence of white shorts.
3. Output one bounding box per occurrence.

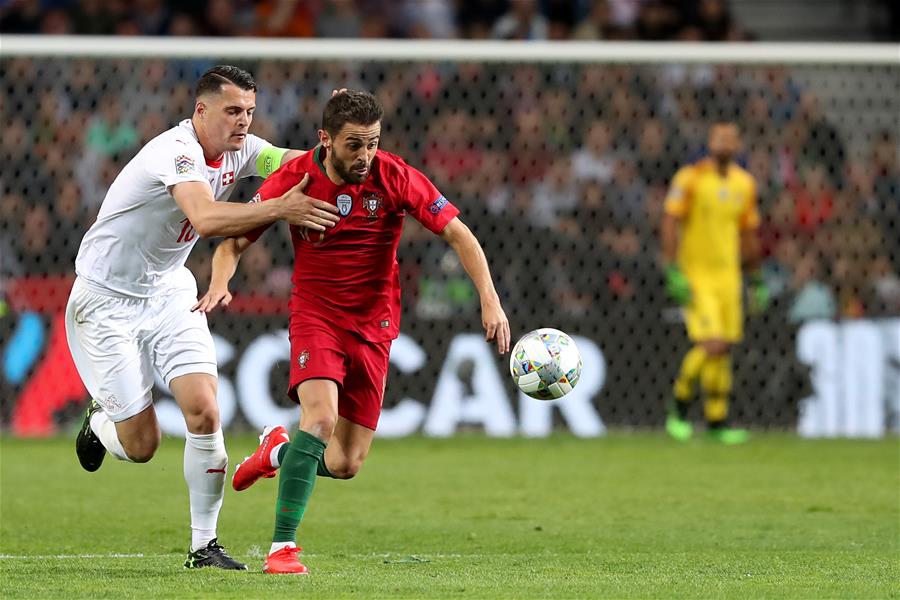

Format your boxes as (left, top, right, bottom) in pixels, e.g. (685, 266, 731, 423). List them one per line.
(65, 273, 217, 422)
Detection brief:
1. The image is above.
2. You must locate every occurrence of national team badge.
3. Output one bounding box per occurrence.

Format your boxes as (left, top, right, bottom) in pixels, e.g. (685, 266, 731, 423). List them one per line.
(363, 193, 383, 220)
(336, 193, 352, 217)
(297, 350, 310, 369)
(175, 154, 195, 175)
(222, 171, 235, 186)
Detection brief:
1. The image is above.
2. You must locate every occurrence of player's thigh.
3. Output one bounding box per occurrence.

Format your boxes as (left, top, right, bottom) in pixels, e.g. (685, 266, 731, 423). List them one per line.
(296, 379, 340, 439)
(684, 283, 726, 343)
(65, 280, 155, 423)
(326, 416, 376, 479)
(338, 336, 391, 432)
(169, 373, 219, 434)
(288, 315, 348, 436)
(150, 287, 217, 393)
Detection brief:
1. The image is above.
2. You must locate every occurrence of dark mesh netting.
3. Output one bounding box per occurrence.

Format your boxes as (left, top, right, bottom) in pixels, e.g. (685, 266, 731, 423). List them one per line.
(1, 55, 898, 436)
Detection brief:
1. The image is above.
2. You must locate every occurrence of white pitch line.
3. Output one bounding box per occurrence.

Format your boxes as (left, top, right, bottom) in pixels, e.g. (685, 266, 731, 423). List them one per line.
(0, 552, 470, 560)
(0, 553, 157, 559)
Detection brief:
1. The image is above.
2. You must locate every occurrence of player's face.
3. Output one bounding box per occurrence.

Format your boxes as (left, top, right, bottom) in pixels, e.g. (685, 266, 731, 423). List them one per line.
(325, 122, 381, 185)
(197, 84, 256, 153)
(708, 124, 741, 163)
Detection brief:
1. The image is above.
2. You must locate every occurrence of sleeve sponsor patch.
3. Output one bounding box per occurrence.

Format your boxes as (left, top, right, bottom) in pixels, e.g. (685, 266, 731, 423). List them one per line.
(429, 195, 448, 215)
(175, 154, 196, 175)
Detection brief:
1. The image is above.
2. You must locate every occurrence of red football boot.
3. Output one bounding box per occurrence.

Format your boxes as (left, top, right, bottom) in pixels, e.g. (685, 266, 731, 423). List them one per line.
(232, 425, 290, 491)
(263, 546, 309, 575)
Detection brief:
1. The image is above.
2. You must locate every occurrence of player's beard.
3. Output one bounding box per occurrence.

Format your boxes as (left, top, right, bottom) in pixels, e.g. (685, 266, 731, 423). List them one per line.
(333, 157, 369, 185)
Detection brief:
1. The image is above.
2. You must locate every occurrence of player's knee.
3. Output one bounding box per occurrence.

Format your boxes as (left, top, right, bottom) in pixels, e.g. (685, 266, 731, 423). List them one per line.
(305, 412, 338, 441)
(329, 456, 364, 480)
(701, 340, 730, 356)
(183, 402, 220, 435)
(123, 429, 161, 463)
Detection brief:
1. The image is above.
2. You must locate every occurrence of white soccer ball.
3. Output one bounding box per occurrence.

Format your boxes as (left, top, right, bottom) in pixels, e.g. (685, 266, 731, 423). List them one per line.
(509, 328, 582, 400)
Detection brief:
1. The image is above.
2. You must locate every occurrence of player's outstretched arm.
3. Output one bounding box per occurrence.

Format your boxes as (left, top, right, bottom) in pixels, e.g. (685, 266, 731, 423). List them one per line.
(192, 236, 253, 313)
(440, 217, 510, 354)
(172, 175, 339, 238)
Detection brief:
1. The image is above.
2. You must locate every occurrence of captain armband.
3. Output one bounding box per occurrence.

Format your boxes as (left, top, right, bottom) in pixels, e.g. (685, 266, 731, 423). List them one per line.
(256, 146, 289, 179)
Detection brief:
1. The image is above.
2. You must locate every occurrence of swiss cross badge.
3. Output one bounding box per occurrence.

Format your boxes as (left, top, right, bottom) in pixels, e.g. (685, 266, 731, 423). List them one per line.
(297, 350, 310, 369)
(222, 171, 235, 186)
(363, 193, 383, 220)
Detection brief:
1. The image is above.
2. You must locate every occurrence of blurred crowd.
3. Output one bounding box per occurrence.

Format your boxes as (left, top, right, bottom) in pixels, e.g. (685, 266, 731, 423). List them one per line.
(1, 56, 898, 334)
(1, 0, 758, 41)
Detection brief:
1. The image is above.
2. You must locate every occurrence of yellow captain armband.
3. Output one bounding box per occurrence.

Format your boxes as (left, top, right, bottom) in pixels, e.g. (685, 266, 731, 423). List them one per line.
(256, 146, 289, 178)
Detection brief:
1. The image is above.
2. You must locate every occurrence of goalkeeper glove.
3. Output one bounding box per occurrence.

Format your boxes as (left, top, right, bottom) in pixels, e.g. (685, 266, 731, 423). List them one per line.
(747, 271, 770, 314)
(665, 264, 692, 306)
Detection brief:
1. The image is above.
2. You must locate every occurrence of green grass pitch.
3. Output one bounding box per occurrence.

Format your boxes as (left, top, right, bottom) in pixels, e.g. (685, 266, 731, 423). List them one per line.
(1, 433, 897, 599)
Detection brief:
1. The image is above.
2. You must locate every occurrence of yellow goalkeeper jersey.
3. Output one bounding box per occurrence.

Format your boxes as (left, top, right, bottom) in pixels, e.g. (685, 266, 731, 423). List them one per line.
(664, 158, 760, 275)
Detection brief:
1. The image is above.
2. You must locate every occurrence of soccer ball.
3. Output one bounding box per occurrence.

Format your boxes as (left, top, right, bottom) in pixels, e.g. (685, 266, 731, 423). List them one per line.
(509, 328, 582, 400)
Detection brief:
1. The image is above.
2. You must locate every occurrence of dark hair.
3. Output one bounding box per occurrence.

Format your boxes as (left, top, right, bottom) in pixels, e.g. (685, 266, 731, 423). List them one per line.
(322, 90, 383, 136)
(195, 65, 257, 98)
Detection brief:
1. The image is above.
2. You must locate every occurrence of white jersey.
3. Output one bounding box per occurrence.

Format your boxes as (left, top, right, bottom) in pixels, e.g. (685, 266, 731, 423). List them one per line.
(75, 119, 270, 297)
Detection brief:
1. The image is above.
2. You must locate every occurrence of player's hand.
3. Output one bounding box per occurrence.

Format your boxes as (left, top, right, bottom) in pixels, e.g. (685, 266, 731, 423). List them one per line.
(482, 300, 510, 354)
(331, 88, 348, 96)
(192, 288, 232, 313)
(665, 264, 692, 306)
(747, 271, 770, 314)
(279, 173, 340, 231)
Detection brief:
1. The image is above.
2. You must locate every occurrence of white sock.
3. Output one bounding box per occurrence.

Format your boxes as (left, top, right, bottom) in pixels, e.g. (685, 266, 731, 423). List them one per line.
(269, 442, 287, 468)
(269, 541, 296, 555)
(89, 410, 131, 462)
(184, 428, 227, 552)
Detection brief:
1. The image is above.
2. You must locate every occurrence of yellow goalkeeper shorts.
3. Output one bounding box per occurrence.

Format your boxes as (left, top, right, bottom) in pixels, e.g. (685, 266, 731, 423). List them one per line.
(684, 275, 743, 343)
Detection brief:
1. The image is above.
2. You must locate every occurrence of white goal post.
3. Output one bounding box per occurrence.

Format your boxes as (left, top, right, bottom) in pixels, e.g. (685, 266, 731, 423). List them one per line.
(1, 35, 898, 65)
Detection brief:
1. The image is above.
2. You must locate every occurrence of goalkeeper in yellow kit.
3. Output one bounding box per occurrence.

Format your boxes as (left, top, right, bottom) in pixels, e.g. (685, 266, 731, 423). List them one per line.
(661, 122, 768, 444)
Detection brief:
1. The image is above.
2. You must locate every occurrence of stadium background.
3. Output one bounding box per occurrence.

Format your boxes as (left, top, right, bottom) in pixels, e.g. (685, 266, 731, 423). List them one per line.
(1, 1, 898, 439)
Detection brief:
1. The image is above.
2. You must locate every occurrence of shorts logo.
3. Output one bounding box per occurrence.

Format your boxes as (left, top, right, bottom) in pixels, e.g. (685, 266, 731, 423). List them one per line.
(98, 394, 123, 412)
(222, 171, 235, 186)
(336, 194, 352, 217)
(175, 154, 196, 175)
(429, 195, 448, 215)
(380, 319, 390, 328)
(297, 350, 310, 369)
(363, 193, 383, 220)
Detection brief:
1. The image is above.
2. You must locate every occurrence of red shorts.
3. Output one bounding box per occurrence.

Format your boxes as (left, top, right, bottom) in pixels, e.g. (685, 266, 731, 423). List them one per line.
(288, 313, 391, 431)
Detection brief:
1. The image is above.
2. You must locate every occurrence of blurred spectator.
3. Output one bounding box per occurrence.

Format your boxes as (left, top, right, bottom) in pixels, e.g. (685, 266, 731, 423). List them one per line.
(85, 98, 139, 158)
(40, 9, 71, 34)
(635, 118, 680, 187)
(798, 92, 845, 188)
(530, 156, 579, 227)
(401, 0, 457, 39)
(691, 0, 735, 41)
(792, 165, 835, 237)
(316, 0, 363, 38)
(787, 252, 836, 324)
(0, 0, 42, 33)
(573, 119, 616, 185)
(132, 0, 171, 36)
(572, 0, 618, 40)
(491, 0, 549, 40)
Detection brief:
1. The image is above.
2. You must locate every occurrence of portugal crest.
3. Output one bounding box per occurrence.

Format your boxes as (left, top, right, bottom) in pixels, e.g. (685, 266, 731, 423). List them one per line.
(297, 350, 310, 369)
(336, 194, 352, 217)
(363, 193, 383, 220)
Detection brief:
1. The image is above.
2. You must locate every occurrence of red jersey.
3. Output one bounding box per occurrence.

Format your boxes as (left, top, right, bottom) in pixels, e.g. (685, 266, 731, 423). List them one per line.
(246, 147, 459, 342)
